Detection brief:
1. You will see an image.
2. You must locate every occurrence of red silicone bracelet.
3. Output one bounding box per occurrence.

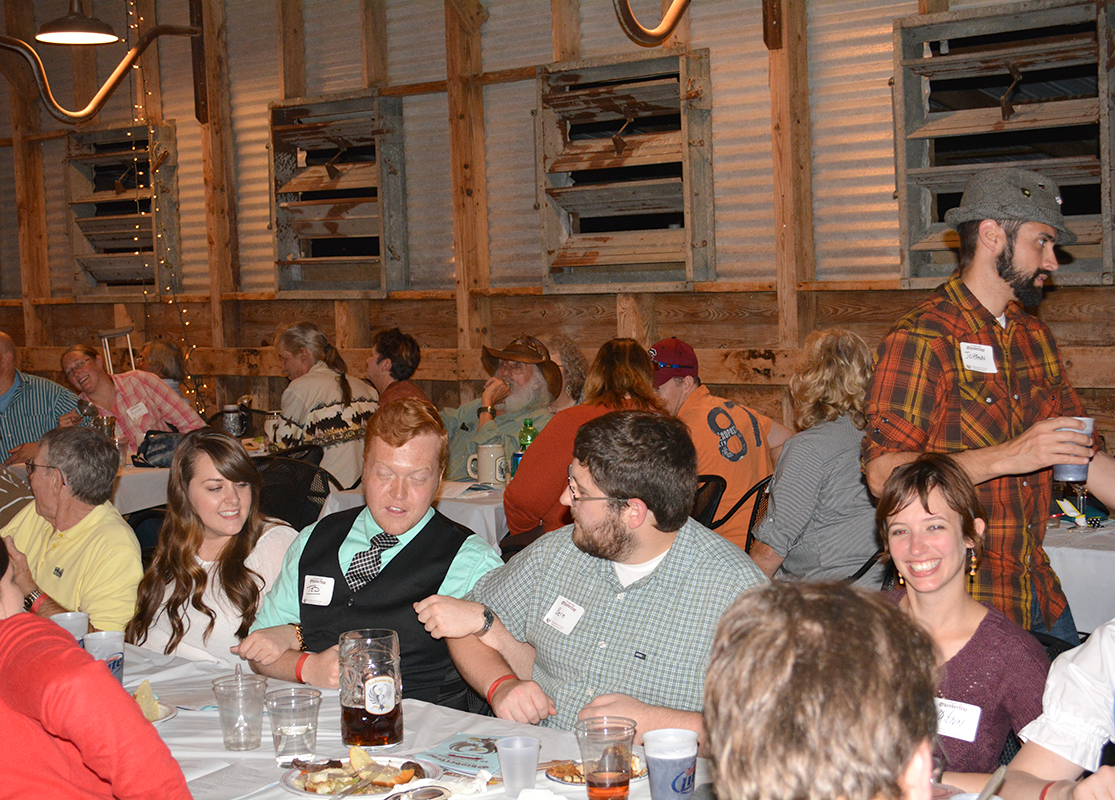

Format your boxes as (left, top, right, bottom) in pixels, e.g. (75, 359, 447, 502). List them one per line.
(486, 673, 517, 705)
(1039, 782, 1059, 800)
(294, 652, 310, 684)
(30, 593, 48, 613)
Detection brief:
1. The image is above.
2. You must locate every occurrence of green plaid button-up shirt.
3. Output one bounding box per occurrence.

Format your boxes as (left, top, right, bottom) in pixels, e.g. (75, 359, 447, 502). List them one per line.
(864, 271, 1083, 629)
(466, 518, 768, 730)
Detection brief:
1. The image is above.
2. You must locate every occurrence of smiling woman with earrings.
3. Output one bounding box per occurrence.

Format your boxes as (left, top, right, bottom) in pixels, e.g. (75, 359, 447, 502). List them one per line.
(125, 430, 298, 666)
(877, 453, 1050, 776)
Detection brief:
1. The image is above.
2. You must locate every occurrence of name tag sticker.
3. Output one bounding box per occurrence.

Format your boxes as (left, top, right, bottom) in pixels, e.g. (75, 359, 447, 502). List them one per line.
(960, 343, 997, 375)
(935, 697, 982, 742)
(301, 575, 335, 606)
(125, 401, 150, 420)
(543, 595, 585, 635)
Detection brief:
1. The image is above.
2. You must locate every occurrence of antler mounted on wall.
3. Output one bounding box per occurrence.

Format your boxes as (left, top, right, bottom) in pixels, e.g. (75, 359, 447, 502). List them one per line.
(612, 0, 693, 47)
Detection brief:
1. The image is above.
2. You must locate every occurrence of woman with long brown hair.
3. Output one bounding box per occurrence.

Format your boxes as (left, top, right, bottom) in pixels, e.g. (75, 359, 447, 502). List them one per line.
(126, 430, 297, 666)
(504, 337, 665, 536)
(274, 322, 378, 488)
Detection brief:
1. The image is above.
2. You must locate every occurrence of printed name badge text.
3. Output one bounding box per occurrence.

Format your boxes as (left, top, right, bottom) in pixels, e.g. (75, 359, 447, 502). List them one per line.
(935, 697, 982, 743)
(960, 343, 997, 375)
(543, 595, 585, 635)
(126, 401, 150, 420)
(302, 575, 335, 606)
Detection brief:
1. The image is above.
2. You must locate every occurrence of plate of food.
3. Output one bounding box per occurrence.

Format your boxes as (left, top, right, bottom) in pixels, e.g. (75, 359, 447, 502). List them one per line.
(132, 680, 176, 725)
(545, 756, 647, 785)
(281, 748, 442, 796)
(153, 702, 177, 725)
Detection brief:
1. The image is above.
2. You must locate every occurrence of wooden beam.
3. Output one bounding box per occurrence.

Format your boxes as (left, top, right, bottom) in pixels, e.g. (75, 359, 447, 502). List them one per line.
(769, 0, 815, 348)
(6, 0, 48, 346)
(616, 293, 656, 346)
(133, 0, 163, 123)
(919, 0, 948, 13)
(71, 0, 98, 125)
(335, 300, 372, 348)
(551, 0, 580, 62)
(445, 0, 491, 400)
(198, 0, 241, 349)
(277, 0, 306, 99)
(361, 0, 388, 88)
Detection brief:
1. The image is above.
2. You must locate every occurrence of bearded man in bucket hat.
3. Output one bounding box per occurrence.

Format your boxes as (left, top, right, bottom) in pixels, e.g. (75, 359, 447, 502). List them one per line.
(441, 335, 562, 480)
(864, 167, 1115, 644)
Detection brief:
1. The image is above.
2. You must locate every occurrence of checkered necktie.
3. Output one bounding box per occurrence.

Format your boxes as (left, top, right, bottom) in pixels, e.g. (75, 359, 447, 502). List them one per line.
(344, 532, 399, 592)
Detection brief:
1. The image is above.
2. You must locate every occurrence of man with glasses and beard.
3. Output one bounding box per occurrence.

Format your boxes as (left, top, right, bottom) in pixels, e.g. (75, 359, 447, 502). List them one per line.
(441, 336, 562, 480)
(864, 167, 1115, 645)
(415, 410, 767, 740)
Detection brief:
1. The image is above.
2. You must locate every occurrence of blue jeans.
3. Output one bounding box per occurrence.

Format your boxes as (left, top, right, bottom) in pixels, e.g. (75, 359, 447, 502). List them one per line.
(1029, 593, 1081, 646)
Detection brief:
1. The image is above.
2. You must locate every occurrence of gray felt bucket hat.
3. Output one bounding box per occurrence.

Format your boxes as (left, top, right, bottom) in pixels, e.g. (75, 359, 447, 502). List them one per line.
(944, 167, 1076, 245)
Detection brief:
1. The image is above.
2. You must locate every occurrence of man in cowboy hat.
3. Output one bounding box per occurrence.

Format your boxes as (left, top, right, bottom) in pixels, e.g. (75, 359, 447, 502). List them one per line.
(864, 166, 1115, 643)
(441, 335, 562, 480)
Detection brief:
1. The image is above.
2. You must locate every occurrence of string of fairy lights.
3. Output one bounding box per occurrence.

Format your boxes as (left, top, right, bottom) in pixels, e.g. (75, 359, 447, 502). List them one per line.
(123, 0, 209, 414)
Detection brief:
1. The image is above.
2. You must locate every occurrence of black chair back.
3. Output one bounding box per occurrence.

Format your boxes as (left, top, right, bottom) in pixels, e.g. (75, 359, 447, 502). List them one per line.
(692, 475, 727, 528)
(271, 443, 325, 465)
(706, 475, 772, 553)
(255, 456, 343, 530)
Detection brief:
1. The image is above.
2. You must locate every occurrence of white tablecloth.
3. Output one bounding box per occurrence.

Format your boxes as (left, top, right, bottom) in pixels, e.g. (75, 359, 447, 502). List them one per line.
(319, 483, 508, 552)
(124, 647, 707, 800)
(9, 463, 170, 515)
(1046, 524, 1115, 634)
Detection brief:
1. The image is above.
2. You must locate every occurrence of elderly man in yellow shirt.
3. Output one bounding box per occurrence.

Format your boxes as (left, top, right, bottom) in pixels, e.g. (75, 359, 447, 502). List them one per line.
(2, 427, 141, 632)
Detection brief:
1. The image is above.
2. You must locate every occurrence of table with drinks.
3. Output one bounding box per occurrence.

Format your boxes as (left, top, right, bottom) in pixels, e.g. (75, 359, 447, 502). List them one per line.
(113, 625, 707, 800)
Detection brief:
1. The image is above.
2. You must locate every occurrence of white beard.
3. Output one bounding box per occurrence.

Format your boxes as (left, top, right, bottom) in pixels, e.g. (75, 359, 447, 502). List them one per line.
(501, 368, 548, 413)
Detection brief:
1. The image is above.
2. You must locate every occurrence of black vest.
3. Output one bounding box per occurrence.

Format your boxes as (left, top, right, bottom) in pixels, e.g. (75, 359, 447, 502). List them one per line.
(299, 507, 469, 707)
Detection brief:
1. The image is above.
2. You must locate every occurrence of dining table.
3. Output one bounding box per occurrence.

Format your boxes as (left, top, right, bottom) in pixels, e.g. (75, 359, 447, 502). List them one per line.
(1045, 522, 1115, 634)
(125, 645, 708, 800)
(9, 461, 171, 516)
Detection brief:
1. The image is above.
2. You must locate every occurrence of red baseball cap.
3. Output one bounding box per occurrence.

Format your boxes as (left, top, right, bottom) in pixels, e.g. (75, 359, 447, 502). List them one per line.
(649, 338, 698, 388)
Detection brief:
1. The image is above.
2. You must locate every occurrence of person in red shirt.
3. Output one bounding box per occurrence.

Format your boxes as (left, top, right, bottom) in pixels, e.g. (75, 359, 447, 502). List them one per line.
(365, 328, 431, 407)
(0, 538, 191, 799)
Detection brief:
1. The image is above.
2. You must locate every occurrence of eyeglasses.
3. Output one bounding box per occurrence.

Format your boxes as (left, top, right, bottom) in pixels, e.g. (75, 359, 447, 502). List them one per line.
(26, 461, 65, 485)
(63, 357, 91, 379)
(497, 360, 530, 374)
(566, 467, 623, 507)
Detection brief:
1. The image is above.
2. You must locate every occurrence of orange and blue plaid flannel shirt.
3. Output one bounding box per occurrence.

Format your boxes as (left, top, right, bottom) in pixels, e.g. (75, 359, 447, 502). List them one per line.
(864, 272, 1083, 629)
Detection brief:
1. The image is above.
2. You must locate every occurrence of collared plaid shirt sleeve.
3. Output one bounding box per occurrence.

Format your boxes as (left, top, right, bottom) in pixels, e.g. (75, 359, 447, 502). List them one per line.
(466, 519, 767, 729)
(98, 370, 205, 449)
(865, 273, 1084, 629)
(0, 372, 78, 448)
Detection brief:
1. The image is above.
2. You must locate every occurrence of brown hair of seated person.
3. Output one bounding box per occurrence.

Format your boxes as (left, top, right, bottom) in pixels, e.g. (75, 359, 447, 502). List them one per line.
(126, 430, 266, 651)
(580, 337, 666, 413)
(705, 582, 938, 800)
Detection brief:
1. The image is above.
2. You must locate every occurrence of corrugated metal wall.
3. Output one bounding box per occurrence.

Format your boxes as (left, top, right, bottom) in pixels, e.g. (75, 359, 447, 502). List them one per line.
(484, 80, 539, 286)
(480, 0, 551, 73)
(388, 0, 447, 85)
(304, 0, 363, 97)
(224, 0, 283, 294)
(808, 0, 917, 281)
(403, 93, 454, 290)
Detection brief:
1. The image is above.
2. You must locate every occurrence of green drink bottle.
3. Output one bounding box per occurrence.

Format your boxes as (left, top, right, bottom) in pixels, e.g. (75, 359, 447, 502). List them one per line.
(518, 418, 538, 452)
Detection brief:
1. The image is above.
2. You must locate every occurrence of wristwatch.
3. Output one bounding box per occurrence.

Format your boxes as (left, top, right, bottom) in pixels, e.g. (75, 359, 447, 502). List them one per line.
(23, 589, 42, 611)
(478, 605, 495, 636)
(477, 406, 497, 418)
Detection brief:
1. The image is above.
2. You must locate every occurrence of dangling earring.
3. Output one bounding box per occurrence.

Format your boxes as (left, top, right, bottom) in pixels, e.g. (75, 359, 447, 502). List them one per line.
(968, 548, 978, 576)
(897, 571, 905, 586)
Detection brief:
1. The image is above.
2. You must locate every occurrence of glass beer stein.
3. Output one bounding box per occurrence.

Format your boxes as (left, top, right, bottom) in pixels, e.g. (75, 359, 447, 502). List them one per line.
(339, 628, 403, 747)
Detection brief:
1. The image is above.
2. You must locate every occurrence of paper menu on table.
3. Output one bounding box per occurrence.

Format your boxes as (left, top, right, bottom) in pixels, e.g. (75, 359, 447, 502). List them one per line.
(179, 759, 280, 800)
(417, 732, 503, 775)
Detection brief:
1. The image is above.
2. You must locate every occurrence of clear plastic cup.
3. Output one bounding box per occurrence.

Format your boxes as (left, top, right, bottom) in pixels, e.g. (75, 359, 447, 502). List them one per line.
(212, 674, 268, 750)
(574, 717, 636, 800)
(266, 688, 322, 766)
(495, 736, 541, 798)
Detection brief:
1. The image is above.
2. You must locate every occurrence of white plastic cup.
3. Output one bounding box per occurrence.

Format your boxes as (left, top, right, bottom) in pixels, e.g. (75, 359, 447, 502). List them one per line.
(643, 729, 698, 800)
(495, 736, 541, 798)
(83, 630, 125, 683)
(1053, 417, 1094, 482)
(50, 611, 90, 643)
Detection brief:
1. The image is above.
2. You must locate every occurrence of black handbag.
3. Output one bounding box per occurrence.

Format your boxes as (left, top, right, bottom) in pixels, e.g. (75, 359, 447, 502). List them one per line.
(131, 429, 182, 468)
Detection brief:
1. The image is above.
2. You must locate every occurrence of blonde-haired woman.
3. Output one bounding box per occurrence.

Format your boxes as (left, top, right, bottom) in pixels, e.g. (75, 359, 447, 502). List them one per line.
(274, 322, 378, 488)
(750, 327, 884, 586)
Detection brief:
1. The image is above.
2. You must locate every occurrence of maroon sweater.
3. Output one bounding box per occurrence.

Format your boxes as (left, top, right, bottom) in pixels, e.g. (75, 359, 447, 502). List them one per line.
(886, 590, 1049, 772)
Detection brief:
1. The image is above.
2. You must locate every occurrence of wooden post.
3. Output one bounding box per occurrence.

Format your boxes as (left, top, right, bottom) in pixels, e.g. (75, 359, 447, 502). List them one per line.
(72, 0, 98, 125)
(335, 300, 372, 349)
(361, 0, 388, 88)
(4, 0, 49, 345)
(133, 0, 163, 123)
(277, 0, 306, 99)
(919, 0, 948, 13)
(551, 0, 580, 62)
(445, 0, 491, 393)
(768, 0, 814, 349)
(198, 0, 241, 349)
(616, 293, 656, 346)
